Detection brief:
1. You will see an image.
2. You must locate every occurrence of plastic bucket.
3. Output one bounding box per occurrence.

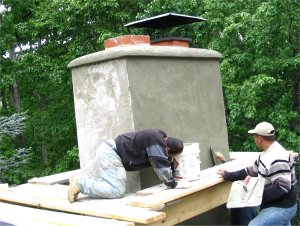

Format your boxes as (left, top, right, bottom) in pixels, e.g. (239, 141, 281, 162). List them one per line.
(173, 143, 201, 181)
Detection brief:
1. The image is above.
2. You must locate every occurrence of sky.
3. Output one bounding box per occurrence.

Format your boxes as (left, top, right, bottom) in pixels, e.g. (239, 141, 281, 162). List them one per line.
(0, 4, 6, 14)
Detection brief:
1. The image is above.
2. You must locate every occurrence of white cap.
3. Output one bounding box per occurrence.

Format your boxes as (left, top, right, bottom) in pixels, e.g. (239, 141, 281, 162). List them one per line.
(248, 122, 275, 136)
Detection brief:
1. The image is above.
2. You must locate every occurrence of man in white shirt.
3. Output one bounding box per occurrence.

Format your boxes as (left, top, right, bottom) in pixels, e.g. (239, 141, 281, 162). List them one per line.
(218, 122, 298, 226)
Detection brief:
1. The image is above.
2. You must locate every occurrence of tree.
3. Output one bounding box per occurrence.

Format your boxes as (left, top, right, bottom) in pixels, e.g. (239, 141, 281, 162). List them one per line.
(201, 0, 300, 151)
(0, 0, 144, 180)
(0, 112, 31, 184)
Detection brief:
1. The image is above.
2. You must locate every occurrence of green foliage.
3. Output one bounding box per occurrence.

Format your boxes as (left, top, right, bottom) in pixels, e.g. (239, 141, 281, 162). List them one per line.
(0, 112, 26, 138)
(0, 113, 32, 184)
(201, 0, 300, 152)
(0, 148, 32, 184)
(0, 0, 147, 182)
(53, 146, 79, 173)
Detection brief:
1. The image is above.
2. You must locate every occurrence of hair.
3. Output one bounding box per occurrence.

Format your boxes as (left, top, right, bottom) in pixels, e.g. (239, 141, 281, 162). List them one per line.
(166, 137, 184, 155)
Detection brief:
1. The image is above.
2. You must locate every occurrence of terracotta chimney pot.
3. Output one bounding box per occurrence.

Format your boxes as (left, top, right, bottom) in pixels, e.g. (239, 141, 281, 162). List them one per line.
(104, 35, 150, 49)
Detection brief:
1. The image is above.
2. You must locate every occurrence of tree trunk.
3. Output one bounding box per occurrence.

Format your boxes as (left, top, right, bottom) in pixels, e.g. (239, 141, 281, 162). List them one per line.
(42, 144, 48, 165)
(0, 90, 8, 113)
(292, 71, 300, 131)
(33, 90, 48, 165)
(10, 47, 25, 148)
(10, 48, 20, 112)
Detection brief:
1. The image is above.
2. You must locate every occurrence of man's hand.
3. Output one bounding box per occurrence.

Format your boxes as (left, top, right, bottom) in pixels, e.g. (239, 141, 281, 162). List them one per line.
(215, 152, 227, 163)
(175, 180, 192, 189)
(217, 169, 226, 178)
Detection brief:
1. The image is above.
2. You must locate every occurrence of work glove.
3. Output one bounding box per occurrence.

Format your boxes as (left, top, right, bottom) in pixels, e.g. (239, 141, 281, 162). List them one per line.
(175, 180, 192, 189)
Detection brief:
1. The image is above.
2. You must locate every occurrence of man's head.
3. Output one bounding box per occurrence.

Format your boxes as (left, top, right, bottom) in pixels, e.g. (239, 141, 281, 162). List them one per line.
(248, 122, 276, 150)
(166, 137, 184, 155)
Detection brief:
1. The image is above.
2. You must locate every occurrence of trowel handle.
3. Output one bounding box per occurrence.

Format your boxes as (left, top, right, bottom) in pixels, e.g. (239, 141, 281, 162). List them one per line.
(243, 176, 251, 191)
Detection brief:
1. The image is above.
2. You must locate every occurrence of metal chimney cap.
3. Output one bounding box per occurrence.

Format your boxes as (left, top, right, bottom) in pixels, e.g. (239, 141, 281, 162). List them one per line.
(124, 13, 206, 29)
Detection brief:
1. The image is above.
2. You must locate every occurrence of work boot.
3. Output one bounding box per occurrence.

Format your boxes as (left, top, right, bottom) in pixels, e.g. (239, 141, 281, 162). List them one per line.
(68, 175, 80, 203)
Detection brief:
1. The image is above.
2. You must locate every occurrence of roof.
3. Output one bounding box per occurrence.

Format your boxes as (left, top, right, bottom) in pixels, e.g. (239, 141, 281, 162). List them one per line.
(124, 13, 206, 29)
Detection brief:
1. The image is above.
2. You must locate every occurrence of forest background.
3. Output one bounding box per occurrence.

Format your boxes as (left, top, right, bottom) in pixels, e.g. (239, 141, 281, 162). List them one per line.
(0, 0, 299, 222)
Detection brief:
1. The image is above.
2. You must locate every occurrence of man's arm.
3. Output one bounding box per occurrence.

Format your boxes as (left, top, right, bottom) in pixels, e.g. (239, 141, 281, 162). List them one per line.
(147, 145, 178, 188)
(147, 145, 191, 189)
(218, 168, 248, 181)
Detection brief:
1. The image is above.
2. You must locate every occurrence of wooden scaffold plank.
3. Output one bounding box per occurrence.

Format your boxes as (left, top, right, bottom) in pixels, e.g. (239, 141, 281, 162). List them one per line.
(0, 183, 166, 225)
(0, 202, 134, 226)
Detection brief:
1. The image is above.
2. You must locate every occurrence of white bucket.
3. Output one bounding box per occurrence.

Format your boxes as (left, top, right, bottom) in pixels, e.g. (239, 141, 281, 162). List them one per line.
(173, 143, 201, 181)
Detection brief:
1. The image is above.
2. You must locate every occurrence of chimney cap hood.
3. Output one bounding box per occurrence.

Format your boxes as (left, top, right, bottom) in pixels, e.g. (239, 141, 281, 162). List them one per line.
(124, 13, 206, 29)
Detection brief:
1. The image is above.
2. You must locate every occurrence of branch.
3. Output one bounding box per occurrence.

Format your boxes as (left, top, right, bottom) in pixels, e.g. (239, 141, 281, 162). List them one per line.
(0, 112, 27, 138)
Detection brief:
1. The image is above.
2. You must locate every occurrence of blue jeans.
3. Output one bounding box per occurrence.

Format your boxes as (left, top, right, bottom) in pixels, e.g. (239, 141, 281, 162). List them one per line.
(77, 139, 127, 199)
(230, 207, 257, 225)
(249, 203, 297, 226)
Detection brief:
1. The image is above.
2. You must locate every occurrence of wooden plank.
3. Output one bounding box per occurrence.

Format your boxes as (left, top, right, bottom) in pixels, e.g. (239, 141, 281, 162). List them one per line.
(0, 183, 165, 224)
(230, 152, 260, 160)
(0, 183, 8, 192)
(136, 184, 169, 196)
(130, 174, 224, 208)
(130, 157, 256, 208)
(162, 181, 232, 225)
(230, 151, 298, 161)
(0, 152, 263, 226)
(136, 181, 232, 226)
(28, 169, 80, 185)
(0, 202, 134, 226)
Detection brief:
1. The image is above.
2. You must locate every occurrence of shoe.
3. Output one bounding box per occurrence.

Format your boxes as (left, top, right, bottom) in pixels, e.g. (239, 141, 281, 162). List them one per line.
(68, 175, 80, 203)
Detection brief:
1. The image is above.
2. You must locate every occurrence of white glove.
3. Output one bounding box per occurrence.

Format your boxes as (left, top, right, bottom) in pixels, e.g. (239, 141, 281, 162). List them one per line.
(175, 180, 192, 189)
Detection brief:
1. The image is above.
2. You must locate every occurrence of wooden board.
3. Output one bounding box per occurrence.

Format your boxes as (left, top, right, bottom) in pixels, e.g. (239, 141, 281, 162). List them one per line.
(136, 184, 169, 196)
(0, 183, 165, 224)
(144, 181, 232, 226)
(230, 152, 260, 160)
(0, 152, 263, 226)
(130, 157, 256, 208)
(0, 202, 134, 226)
(130, 175, 224, 208)
(0, 183, 8, 192)
(230, 151, 298, 160)
(28, 169, 80, 185)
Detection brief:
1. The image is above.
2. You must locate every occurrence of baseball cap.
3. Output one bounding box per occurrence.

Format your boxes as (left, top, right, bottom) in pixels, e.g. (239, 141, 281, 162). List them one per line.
(248, 122, 275, 136)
